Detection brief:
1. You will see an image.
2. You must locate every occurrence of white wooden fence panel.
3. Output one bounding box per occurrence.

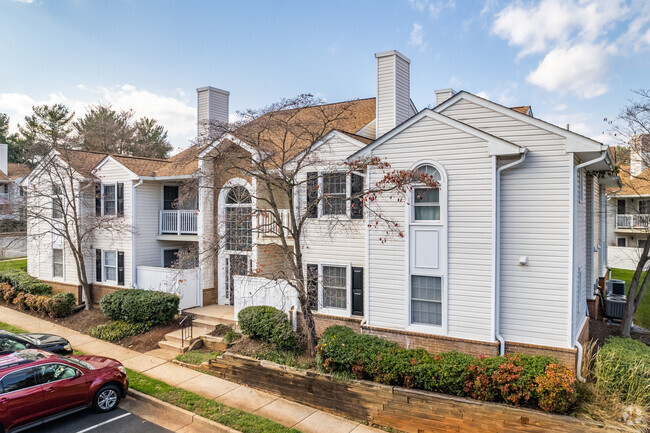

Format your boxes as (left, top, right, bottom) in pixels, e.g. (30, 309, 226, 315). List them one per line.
(136, 266, 199, 310)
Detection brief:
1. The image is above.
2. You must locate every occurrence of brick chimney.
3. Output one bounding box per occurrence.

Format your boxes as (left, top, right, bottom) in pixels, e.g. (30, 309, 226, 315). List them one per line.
(196, 86, 229, 144)
(375, 50, 411, 138)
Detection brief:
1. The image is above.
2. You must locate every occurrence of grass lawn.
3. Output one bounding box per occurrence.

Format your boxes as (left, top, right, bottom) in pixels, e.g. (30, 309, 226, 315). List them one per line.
(126, 369, 300, 433)
(609, 268, 650, 329)
(0, 322, 27, 333)
(175, 350, 221, 365)
(0, 258, 27, 272)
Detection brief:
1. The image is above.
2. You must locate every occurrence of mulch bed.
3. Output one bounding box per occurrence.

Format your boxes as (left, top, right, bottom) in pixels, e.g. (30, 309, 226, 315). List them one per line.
(589, 318, 650, 348)
(2, 301, 180, 353)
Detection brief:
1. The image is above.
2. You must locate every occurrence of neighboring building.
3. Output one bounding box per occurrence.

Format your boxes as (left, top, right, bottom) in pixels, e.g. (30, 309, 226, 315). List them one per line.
(22, 147, 201, 308)
(0, 143, 30, 221)
(607, 138, 650, 270)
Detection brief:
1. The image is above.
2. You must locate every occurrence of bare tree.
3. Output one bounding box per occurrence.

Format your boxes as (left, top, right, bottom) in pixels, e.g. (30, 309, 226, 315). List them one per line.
(24, 147, 127, 309)
(608, 90, 650, 337)
(195, 95, 437, 353)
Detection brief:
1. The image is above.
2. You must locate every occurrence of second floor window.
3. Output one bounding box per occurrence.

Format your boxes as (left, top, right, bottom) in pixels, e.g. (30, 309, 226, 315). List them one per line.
(52, 186, 63, 219)
(323, 173, 346, 216)
(103, 185, 116, 215)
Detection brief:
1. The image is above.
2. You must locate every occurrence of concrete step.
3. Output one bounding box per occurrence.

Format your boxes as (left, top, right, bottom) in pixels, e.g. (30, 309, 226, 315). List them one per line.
(157, 340, 186, 354)
(164, 327, 212, 345)
(193, 317, 234, 329)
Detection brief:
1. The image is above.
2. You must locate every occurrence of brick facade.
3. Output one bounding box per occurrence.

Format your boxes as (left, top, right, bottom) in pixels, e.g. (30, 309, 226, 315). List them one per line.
(43, 280, 82, 302)
(202, 287, 217, 306)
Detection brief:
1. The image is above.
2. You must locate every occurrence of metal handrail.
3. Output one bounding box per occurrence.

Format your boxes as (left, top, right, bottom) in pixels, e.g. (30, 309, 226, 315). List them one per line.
(180, 313, 193, 349)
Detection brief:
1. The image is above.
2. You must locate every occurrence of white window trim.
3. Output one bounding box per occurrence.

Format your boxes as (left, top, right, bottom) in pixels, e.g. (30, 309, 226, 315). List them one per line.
(52, 247, 64, 280)
(318, 262, 351, 317)
(103, 250, 118, 284)
(409, 275, 444, 329)
(405, 160, 448, 335)
(318, 171, 352, 220)
(616, 237, 627, 247)
(161, 246, 181, 268)
(101, 182, 118, 216)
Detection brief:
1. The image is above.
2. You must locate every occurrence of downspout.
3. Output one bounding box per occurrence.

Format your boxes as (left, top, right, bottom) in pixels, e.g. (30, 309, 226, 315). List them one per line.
(132, 179, 143, 289)
(572, 150, 607, 382)
(495, 149, 528, 356)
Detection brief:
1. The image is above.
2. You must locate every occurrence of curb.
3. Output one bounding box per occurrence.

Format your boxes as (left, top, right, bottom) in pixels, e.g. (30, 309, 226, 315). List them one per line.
(122, 389, 240, 433)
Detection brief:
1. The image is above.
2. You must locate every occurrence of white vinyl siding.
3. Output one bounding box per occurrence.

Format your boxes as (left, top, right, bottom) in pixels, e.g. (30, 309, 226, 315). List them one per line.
(367, 115, 494, 341)
(441, 98, 571, 347)
(300, 135, 367, 278)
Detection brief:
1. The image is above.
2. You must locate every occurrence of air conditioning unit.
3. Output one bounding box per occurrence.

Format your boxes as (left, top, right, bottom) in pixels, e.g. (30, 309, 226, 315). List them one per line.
(606, 279, 626, 296)
(605, 296, 627, 320)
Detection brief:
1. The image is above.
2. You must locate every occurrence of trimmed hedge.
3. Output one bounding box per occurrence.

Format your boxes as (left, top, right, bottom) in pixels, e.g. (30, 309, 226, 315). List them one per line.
(88, 320, 151, 342)
(100, 289, 179, 326)
(0, 270, 52, 295)
(238, 306, 297, 351)
(318, 326, 577, 414)
(0, 283, 75, 318)
(595, 337, 650, 405)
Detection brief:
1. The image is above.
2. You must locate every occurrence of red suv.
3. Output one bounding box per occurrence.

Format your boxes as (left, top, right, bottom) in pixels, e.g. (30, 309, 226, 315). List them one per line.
(0, 349, 129, 433)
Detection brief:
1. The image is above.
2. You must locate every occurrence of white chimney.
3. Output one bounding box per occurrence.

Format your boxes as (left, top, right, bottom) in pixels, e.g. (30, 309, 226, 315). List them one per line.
(197, 86, 230, 142)
(435, 88, 456, 106)
(0, 143, 8, 176)
(630, 135, 650, 177)
(375, 50, 411, 137)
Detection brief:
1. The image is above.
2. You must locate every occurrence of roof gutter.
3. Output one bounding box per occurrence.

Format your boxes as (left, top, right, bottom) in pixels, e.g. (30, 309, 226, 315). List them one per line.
(571, 150, 607, 382)
(494, 148, 528, 356)
(137, 174, 196, 181)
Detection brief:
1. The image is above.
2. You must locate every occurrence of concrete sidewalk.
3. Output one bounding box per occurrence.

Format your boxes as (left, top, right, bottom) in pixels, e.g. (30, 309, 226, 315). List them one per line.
(0, 306, 379, 433)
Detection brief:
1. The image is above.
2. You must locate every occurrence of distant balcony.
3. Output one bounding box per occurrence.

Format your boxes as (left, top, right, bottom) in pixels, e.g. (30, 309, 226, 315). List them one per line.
(0, 192, 9, 203)
(257, 209, 292, 240)
(616, 214, 650, 229)
(159, 210, 198, 235)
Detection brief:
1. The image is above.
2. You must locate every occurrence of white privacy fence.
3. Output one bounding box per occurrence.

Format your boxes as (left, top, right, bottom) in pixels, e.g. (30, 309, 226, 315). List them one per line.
(136, 266, 199, 310)
(159, 210, 198, 235)
(608, 246, 643, 271)
(234, 275, 299, 329)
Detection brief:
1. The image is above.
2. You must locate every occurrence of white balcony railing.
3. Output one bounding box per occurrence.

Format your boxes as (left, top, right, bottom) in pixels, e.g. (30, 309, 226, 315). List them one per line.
(616, 214, 650, 229)
(159, 210, 198, 235)
(0, 192, 9, 204)
(257, 209, 291, 238)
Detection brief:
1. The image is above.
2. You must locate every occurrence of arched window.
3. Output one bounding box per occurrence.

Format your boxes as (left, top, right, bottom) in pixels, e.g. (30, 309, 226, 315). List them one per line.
(225, 186, 252, 251)
(413, 164, 442, 221)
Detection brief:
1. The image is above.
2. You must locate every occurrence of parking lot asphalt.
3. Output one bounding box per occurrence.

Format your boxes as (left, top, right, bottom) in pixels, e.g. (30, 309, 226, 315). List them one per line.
(24, 407, 171, 433)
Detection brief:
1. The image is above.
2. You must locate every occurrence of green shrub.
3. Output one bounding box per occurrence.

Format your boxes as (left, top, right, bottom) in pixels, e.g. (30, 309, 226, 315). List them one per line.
(238, 306, 297, 350)
(48, 293, 76, 317)
(318, 325, 398, 377)
(595, 337, 650, 405)
(224, 330, 242, 344)
(0, 270, 52, 295)
(317, 325, 576, 413)
(100, 289, 179, 326)
(88, 320, 151, 342)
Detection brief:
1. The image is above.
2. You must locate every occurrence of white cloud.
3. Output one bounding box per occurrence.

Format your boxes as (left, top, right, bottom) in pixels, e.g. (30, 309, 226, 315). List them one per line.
(491, 0, 650, 98)
(475, 91, 490, 100)
(408, 23, 427, 51)
(0, 85, 197, 149)
(527, 43, 613, 98)
(554, 103, 568, 111)
(408, 0, 455, 18)
(448, 76, 462, 87)
(11, 0, 35, 3)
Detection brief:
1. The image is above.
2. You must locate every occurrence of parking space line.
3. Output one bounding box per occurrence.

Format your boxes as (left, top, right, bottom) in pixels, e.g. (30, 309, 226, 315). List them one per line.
(75, 412, 131, 433)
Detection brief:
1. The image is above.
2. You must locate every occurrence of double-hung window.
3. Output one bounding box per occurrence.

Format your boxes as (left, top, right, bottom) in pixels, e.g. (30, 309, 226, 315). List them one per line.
(411, 275, 442, 325)
(322, 173, 346, 216)
(322, 265, 346, 310)
(52, 248, 64, 278)
(52, 186, 63, 219)
(413, 189, 440, 221)
(103, 184, 116, 215)
(103, 250, 117, 282)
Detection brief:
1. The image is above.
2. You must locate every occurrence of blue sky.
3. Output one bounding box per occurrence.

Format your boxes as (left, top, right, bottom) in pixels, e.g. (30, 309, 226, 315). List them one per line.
(1, 0, 649, 151)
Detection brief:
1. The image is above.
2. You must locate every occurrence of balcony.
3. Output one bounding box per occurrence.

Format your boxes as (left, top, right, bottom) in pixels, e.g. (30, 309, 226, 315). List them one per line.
(616, 214, 650, 230)
(159, 210, 199, 238)
(257, 209, 292, 242)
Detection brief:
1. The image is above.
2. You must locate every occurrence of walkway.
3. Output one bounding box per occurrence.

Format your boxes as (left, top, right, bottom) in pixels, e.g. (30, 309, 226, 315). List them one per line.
(0, 306, 379, 433)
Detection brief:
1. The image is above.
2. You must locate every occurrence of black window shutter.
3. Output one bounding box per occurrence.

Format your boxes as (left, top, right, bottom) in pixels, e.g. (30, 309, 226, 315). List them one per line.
(95, 184, 101, 215)
(350, 173, 364, 219)
(117, 183, 124, 216)
(306, 172, 318, 218)
(95, 249, 102, 282)
(117, 251, 125, 286)
(307, 264, 318, 311)
(351, 267, 363, 316)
